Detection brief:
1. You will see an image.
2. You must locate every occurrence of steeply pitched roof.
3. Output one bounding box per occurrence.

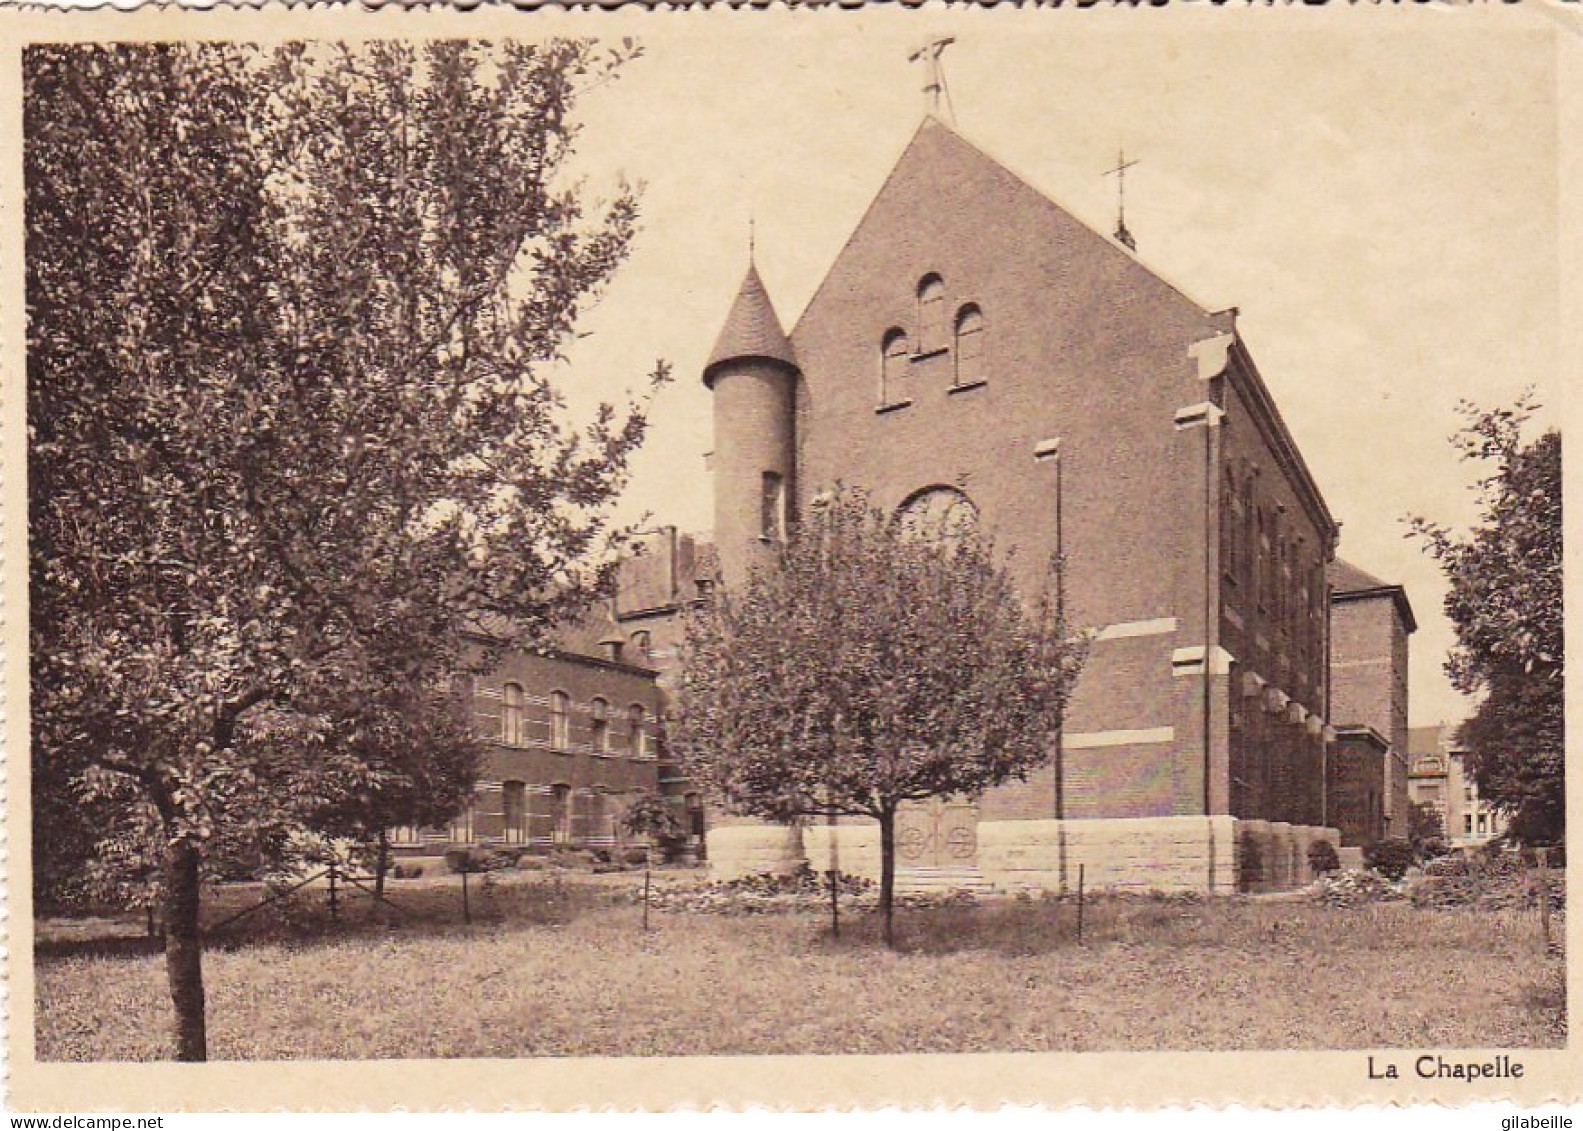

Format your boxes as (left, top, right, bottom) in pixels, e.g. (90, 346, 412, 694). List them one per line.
(790, 117, 1337, 542)
(1408, 723, 1461, 756)
(703, 262, 796, 387)
(794, 117, 1220, 337)
(464, 605, 655, 673)
(1329, 558, 1419, 633)
(1331, 559, 1389, 593)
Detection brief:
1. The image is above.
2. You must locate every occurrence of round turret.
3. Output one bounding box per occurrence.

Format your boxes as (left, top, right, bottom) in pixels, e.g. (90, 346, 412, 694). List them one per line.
(704, 263, 799, 588)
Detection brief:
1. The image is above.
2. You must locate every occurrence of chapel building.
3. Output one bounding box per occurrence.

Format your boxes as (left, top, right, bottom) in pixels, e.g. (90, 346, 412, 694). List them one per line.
(691, 114, 1357, 892)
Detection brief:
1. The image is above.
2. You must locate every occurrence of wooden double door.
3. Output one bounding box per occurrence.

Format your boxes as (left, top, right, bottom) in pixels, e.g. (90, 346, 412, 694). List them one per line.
(896, 798, 979, 868)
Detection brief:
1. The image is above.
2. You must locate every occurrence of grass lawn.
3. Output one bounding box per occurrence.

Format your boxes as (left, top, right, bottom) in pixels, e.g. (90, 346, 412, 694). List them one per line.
(35, 874, 1565, 1060)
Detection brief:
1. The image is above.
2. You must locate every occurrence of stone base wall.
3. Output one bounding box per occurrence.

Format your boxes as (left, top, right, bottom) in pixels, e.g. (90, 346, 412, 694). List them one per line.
(709, 814, 1337, 893)
(803, 822, 883, 878)
(978, 816, 1242, 893)
(705, 823, 807, 882)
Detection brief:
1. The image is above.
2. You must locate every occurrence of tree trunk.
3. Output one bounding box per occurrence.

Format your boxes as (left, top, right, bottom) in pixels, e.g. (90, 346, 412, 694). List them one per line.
(163, 837, 207, 1062)
(878, 806, 897, 949)
(828, 860, 840, 939)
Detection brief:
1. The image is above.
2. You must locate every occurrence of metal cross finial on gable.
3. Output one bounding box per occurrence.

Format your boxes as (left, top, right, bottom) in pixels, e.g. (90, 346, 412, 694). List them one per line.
(1104, 148, 1141, 252)
(908, 37, 957, 124)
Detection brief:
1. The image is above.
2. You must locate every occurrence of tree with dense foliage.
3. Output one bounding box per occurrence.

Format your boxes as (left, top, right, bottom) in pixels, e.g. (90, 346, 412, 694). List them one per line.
(1408, 800, 1445, 849)
(27, 40, 659, 1060)
(1409, 395, 1562, 846)
(672, 488, 1085, 945)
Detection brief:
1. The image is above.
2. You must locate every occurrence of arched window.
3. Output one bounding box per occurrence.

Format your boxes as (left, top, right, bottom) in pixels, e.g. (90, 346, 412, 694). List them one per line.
(627, 704, 647, 759)
(630, 630, 651, 661)
(1254, 509, 1268, 614)
(917, 275, 946, 354)
(895, 485, 979, 545)
(502, 781, 527, 844)
(881, 328, 909, 404)
(761, 471, 786, 541)
(550, 690, 571, 750)
(501, 682, 525, 746)
(590, 697, 610, 753)
(954, 306, 985, 386)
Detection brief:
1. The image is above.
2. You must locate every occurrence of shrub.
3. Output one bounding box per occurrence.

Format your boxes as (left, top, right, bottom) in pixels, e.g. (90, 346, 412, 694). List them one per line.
(1363, 837, 1415, 881)
(1315, 869, 1404, 907)
(390, 863, 424, 880)
(1417, 836, 1450, 861)
(444, 847, 520, 874)
(1307, 839, 1340, 876)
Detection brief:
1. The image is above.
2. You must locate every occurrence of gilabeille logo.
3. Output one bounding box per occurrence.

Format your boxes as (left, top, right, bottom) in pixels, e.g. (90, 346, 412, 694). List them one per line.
(1502, 1119, 1573, 1131)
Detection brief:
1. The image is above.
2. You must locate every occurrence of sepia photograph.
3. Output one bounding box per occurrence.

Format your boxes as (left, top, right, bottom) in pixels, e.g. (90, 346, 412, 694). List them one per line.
(4, 3, 1572, 1111)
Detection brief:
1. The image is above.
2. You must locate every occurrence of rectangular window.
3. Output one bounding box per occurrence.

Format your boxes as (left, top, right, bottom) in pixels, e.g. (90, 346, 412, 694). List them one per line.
(450, 802, 476, 845)
(502, 781, 527, 844)
(761, 471, 785, 541)
(552, 784, 572, 846)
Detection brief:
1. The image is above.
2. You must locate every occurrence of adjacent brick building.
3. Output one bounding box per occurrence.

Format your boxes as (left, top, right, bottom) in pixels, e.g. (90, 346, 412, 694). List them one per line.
(1327, 560, 1416, 846)
(391, 612, 681, 859)
(689, 115, 1367, 891)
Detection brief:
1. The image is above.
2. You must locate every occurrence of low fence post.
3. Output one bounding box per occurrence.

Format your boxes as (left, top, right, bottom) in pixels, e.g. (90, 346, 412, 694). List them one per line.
(1077, 862, 1086, 944)
(1536, 847, 1553, 954)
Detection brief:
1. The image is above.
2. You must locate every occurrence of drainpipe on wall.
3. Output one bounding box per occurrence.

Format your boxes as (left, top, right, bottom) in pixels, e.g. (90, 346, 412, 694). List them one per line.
(1033, 436, 1066, 891)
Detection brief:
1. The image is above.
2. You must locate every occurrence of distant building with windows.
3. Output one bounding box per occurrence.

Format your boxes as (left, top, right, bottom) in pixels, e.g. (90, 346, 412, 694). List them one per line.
(1408, 723, 1507, 847)
(390, 610, 699, 859)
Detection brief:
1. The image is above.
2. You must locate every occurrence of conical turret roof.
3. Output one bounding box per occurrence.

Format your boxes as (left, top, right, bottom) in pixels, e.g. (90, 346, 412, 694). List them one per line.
(703, 262, 796, 387)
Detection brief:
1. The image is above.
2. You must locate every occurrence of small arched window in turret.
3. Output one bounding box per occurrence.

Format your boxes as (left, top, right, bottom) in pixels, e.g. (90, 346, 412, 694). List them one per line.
(917, 275, 946, 354)
(954, 305, 985, 386)
(880, 328, 910, 405)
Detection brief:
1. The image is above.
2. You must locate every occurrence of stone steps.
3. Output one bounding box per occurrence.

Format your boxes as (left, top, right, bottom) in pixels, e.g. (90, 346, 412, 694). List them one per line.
(894, 866, 998, 895)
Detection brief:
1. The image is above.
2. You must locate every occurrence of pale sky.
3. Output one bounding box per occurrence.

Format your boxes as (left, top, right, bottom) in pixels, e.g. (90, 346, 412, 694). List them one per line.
(547, 14, 1560, 731)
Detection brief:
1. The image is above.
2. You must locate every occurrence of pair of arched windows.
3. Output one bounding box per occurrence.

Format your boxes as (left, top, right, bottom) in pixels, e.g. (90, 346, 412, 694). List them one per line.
(880, 275, 986, 405)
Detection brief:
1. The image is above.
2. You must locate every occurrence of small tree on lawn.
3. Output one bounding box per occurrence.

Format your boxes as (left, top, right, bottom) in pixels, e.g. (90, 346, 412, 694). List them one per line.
(1408, 800, 1447, 857)
(621, 790, 681, 930)
(672, 488, 1085, 946)
(1409, 394, 1562, 845)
